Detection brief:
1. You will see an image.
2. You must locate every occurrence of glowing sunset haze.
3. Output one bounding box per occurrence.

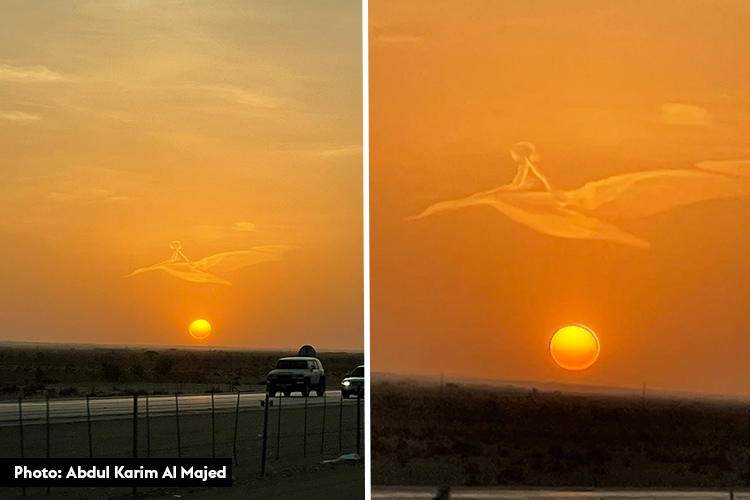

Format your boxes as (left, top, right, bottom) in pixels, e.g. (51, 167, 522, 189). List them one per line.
(370, 0, 750, 396)
(0, 1, 362, 349)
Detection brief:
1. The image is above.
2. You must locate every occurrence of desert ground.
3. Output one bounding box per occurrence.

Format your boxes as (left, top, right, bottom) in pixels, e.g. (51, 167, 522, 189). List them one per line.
(372, 378, 750, 488)
(0, 344, 363, 398)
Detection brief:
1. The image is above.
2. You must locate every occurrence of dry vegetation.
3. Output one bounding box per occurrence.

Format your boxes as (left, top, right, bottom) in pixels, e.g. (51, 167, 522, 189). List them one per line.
(372, 379, 750, 488)
(0, 344, 363, 398)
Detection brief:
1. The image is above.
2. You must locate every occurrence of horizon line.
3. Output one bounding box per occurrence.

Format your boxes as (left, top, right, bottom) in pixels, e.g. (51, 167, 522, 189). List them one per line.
(0, 339, 364, 354)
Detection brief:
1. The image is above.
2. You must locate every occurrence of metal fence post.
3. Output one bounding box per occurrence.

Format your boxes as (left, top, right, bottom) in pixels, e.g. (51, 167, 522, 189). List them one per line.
(233, 389, 240, 466)
(338, 393, 343, 452)
(303, 395, 308, 458)
(18, 397, 24, 458)
(175, 393, 182, 459)
(18, 397, 25, 497)
(86, 395, 93, 458)
(320, 392, 327, 455)
(275, 393, 282, 460)
(133, 394, 138, 458)
(211, 392, 216, 459)
(46, 394, 50, 496)
(146, 394, 151, 459)
(132, 394, 138, 497)
(261, 392, 270, 476)
(356, 393, 362, 456)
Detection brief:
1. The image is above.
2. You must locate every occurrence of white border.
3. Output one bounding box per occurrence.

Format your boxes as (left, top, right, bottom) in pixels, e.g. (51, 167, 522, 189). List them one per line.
(362, 0, 371, 498)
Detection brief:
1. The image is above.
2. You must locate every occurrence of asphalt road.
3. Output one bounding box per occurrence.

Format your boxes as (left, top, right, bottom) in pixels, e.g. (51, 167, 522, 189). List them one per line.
(0, 390, 356, 426)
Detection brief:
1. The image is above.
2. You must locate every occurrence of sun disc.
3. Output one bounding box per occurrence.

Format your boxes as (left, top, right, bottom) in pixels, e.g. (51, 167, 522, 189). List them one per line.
(549, 325, 599, 371)
(189, 319, 211, 340)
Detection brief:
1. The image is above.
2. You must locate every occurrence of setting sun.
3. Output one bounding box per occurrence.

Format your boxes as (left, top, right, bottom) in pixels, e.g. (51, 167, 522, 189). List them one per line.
(189, 319, 211, 340)
(549, 325, 600, 371)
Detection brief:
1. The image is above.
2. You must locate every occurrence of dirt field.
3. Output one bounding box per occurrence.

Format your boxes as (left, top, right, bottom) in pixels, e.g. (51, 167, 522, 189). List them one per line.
(372, 379, 750, 488)
(0, 344, 363, 399)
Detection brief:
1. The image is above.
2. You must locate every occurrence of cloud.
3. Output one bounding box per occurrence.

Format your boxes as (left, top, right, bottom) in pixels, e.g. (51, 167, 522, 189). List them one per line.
(184, 84, 288, 108)
(0, 64, 68, 83)
(308, 145, 363, 157)
(232, 221, 257, 232)
(0, 111, 41, 122)
(657, 103, 710, 126)
(48, 189, 133, 203)
(375, 34, 425, 44)
(409, 143, 750, 249)
(126, 242, 298, 285)
(41, 167, 144, 204)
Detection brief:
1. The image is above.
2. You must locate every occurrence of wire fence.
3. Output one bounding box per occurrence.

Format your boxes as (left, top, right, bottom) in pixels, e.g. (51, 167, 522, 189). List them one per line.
(0, 391, 364, 498)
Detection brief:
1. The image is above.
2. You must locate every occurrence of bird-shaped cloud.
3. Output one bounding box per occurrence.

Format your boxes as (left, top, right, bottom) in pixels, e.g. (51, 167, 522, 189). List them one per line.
(126, 241, 298, 285)
(408, 144, 750, 249)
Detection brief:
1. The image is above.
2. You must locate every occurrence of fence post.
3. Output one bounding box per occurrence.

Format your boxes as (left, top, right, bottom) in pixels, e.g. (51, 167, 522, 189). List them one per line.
(175, 393, 182, 459)
(145, 394, 151, 459)
(132, 394, 138, 497)
(356, 393, 362, 456)
(338, 393, 343, 452)
(303, 395, 308, 458)
(211, 392, 216, 459)
(46, 394, 50, 496)
(86, 395, 93, 458)
(320, 392, 326, 455)
(133, 394, 138, 458)
(275, 393, 282, 460)
(261, 392, 270, 476)
(233, 390, 240, 466)
(18, 397, 25, 497)
(18, 397, 24, 458)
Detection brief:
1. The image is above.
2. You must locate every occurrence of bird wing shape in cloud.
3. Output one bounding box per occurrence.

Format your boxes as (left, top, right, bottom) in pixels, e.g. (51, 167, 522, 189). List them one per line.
(125, 260, 233, 285)
(125, 245, 298, 284)
(408, 159, 750, 248)
(408, 188, 650, 248)
(565, 160, 750, 218)
(191, 245, 300, 273)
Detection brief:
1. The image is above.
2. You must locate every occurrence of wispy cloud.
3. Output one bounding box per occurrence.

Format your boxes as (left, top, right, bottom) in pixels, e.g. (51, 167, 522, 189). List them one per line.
(49, 189, 133, 203)
(184, 84, 289, 108)
(0, 64, 68, 83)
(125, 242, 298, 286)
(0, 111, 41, 122)
(409, 143, 750, 249)
(232, 221, 257, 232)
(308, 145, 363, 157)
(657, 103, 711, 126)
(40, 166, 144, 204)
(375, 34, 425, 44)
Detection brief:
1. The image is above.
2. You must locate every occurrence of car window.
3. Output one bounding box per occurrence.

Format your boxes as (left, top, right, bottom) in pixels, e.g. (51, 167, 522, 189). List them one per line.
(350, 366, 364, 377)
(276, 360, 307, 369)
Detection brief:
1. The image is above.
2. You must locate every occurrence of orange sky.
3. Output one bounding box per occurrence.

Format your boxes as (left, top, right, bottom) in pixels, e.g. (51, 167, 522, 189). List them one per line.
(370, 0, 750, 396)
(0, 1, 363, 350)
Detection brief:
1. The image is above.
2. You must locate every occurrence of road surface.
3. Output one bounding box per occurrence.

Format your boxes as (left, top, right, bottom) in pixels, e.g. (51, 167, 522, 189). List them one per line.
(0, 391, 359, 426)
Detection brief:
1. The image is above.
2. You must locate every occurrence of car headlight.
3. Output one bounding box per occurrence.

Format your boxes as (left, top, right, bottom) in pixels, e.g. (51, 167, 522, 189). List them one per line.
(343, 381, 350, 387)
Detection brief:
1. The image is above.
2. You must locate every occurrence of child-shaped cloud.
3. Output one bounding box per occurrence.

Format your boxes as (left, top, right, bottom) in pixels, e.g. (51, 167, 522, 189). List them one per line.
(408, 143, 750, 249)
(126, 241, 298, 285)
